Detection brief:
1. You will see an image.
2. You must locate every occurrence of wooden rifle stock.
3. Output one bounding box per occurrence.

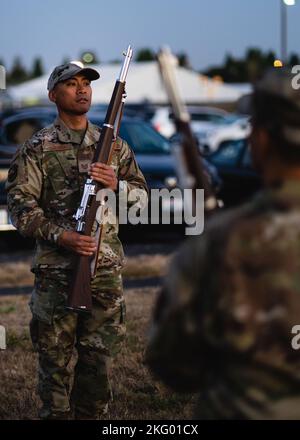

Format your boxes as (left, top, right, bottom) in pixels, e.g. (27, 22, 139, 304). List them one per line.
(67, 46, 133, 313)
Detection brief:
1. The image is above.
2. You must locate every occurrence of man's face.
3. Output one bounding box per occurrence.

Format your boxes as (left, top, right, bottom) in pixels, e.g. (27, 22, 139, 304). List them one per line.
(49, 74, 92, 115)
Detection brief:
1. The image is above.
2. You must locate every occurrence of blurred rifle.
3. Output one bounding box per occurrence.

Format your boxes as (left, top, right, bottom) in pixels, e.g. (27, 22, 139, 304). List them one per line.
(157, 47, 218, 214)
(67, 46, 133, 313)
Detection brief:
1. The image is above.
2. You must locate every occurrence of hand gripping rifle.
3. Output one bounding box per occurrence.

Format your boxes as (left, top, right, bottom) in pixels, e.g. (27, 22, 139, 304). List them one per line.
(67, 46, 133, 313)
(157, 47, 218, 216)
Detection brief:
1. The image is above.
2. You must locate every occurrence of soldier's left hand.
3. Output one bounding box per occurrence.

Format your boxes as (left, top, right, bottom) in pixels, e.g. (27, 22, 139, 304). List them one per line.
(89, 163, 118, 191)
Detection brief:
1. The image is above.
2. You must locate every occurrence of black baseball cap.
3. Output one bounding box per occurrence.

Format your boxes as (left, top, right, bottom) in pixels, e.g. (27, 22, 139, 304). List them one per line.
(47, 61, 100, 91)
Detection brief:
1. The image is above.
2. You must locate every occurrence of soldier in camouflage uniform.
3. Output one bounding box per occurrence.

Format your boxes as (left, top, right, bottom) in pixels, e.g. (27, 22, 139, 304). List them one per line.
(146, 68, 300, 419)
(6, 62, 148, 419)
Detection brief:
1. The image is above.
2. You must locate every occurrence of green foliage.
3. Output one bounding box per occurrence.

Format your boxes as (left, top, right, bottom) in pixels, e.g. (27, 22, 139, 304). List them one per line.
(61, 56, 70, 65)
(177, 52, 190, 68)
(204, 47, 299, 83)
(6, 330, 30, 349)
(30, 57, 44, 79)
(8, 57, 29, 85)
(289, 53, 300, 66)
(2, 46, 300, 87)
(0, 305, 16, 314)
(135, 48, 156, 62)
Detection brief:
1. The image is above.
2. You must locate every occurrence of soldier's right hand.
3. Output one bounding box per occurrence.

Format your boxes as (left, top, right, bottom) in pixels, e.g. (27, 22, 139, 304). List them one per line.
(58, 231, 97, 256)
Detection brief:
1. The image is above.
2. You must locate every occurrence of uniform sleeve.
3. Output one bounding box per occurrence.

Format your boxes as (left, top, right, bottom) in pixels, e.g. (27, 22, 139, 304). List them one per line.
(117, 139, 148, 210)
(5, 140, 65, 243)
(145, 234, 214, 392)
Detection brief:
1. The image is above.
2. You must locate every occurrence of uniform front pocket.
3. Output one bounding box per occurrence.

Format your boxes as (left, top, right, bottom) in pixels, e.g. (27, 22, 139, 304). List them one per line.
(30, 270, 71, 324)
(44, 149, 79, 198)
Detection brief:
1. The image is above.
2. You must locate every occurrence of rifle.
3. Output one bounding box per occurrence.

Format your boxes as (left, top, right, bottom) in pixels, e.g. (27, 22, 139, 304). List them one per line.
(157, 47, 218, 214)
(67, 45, 133, 313)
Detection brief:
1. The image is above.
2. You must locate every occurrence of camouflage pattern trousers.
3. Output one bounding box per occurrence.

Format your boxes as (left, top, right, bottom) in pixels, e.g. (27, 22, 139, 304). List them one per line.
(29, 267, 126, 420)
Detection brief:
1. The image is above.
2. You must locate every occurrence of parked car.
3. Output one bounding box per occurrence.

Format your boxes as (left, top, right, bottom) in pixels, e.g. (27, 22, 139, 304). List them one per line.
(0, 107, 221, 231)
(92, 102, 158, 123)
(151, 105, 251, 157)
(207, 138, 262, 207)
(151, 105, 230, 138)
(195, 115, 251, 155)
(0, 107, 56, 161)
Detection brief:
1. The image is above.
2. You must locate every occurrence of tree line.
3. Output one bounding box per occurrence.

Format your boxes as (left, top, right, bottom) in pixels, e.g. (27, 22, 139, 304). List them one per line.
(203, 48, 300, 83)
(0, 49, 190, 86)
(0, 57, 45, 86)
(1, 47, 299, 86)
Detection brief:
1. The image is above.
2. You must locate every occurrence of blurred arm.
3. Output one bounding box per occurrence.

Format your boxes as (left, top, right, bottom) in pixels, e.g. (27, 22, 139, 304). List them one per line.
(145, 235, 213, 392)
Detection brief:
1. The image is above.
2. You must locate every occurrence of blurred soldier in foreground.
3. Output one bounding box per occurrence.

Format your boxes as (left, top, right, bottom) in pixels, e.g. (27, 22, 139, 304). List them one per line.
(146, 68, 300, 419)
(6, 62, 147, 419)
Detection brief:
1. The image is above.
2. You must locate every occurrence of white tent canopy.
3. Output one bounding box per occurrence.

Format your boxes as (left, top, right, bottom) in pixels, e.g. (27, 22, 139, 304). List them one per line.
(8, 61, 243, 105)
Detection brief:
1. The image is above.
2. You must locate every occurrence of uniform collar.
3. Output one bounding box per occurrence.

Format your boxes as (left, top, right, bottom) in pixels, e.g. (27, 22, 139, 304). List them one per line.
(54, 116, 100, 146)
(254, 179, 300, 210)
(272, 179, 300, 206)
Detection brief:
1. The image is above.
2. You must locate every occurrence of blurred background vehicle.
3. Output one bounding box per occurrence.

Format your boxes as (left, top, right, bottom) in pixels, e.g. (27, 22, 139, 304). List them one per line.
(0, 107, 56, 160)
(207, 138, 262, 207)
(150, 107, 175, 138)
(151, 105, 251, 156)
(151, 105, 230, 139)
(0, 106, 221, 232)
(195, 115, 251, 155)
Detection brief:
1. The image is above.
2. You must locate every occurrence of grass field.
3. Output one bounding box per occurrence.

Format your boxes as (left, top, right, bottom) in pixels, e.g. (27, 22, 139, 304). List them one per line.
(0, 249, 195, 420)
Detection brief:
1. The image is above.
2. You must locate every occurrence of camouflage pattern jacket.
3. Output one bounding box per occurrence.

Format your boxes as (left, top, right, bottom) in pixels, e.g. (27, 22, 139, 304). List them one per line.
(6, 117, 148, 271)
(146, 180, 300, 419)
